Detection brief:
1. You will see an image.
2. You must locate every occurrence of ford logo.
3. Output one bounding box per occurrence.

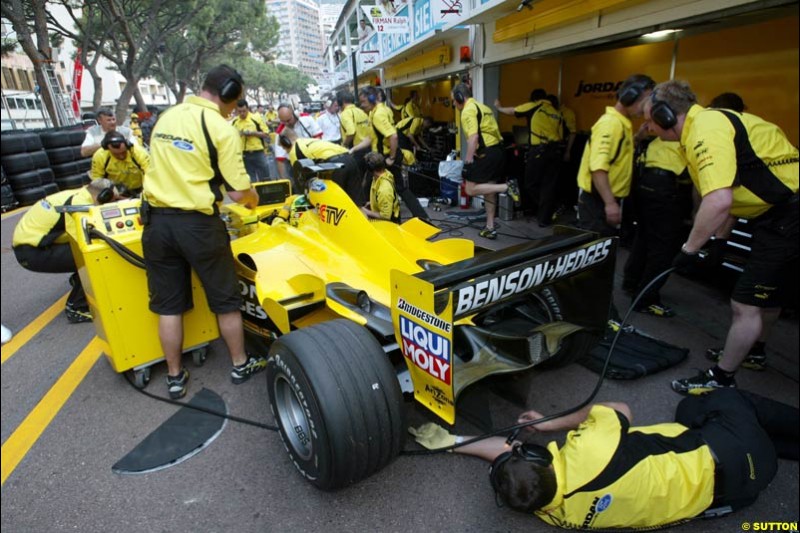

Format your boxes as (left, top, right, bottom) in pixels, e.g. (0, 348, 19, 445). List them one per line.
(172, 140, 194, 151)
(596, 494, 612, 512)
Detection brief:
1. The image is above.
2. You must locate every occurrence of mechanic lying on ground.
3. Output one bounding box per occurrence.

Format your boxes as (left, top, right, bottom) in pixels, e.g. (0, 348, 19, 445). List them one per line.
(409, 388, 798, 529)
(12, 178, 120, 323)
(360, 152, 400, 223)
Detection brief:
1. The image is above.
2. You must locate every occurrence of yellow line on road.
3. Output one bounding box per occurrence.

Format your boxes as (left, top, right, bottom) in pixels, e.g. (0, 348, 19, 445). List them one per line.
(1, 205, 29, 220)
(1, 293, 69, 365)
(1, 336, 103, 486)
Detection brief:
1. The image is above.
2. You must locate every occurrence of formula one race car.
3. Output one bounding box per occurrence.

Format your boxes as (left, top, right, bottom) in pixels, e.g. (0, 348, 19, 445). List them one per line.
(225, 161, 618, 490)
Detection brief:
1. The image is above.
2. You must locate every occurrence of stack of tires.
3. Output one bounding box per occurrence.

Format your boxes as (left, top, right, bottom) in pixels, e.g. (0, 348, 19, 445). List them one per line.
(39, 128, 92, 192)
(1, 131, 55, 206)
(1, 167, 18, 212)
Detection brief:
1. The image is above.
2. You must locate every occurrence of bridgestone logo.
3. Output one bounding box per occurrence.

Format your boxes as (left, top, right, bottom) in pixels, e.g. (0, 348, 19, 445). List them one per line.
(454, 239, 613, 317)
(397, 298, 452, 333)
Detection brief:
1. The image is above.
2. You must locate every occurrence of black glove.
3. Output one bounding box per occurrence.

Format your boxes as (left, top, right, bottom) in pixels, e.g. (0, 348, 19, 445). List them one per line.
(672, 248, 701, 273)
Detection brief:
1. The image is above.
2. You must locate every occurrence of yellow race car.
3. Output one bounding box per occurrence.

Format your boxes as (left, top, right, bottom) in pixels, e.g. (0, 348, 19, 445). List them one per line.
(226, 161, 618, 491)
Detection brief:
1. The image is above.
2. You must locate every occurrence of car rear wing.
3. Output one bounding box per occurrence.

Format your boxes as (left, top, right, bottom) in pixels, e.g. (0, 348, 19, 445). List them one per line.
(391, 227, 617, 423)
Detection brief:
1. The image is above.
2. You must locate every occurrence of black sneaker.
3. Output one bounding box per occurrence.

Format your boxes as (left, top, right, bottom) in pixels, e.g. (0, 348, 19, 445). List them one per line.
(65, 306, 92, 324)
(671, 368, 736, 395)
(479, 226, 497, 240)
(506, 179, 521, 204)
(635, 303, 675, 318)
(231, 355, 267, 384)
(705, 347, 766, 371)
(166, 368, 189, 399)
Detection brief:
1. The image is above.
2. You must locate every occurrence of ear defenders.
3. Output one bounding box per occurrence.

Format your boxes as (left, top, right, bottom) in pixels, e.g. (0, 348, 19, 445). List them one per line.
(453, 88, 465, 104)
(278, 134, 292, 150)
(649, 92, 678, 129)
(618, 80, 651, 107)
(488, 442, 553, 495)
(367, 89, 377, 105)
(101, 134, 132, 150)
(219, 69, 244, 104)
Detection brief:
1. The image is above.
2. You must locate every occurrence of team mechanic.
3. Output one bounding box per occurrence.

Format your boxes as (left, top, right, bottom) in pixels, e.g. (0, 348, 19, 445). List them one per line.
(408, 389, 799, 529)
(278, 129, 363, 203)
(451, 82, 520, 240)
(90, 131, 150, 196)
(355, 86, 429, 221)
(644, 80, 799, 394)
(142, 64, 267, 400)
(12, 179, 119, 323)
(496, 88, 564, 226)
(576, 74, 655, 237)
(232, 98, 272, 182)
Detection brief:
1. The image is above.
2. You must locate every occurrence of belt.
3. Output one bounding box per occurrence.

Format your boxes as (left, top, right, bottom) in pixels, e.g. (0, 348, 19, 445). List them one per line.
(244, 149, 264, 154)
(150, 207, 203, 215)
(641, 167, 677, 179)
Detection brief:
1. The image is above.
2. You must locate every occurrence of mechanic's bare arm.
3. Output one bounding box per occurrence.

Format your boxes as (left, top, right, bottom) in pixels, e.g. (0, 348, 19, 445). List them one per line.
(714, 212, 737, 239)
(518, 402, 632, 433)
(81, 144, 100, 158)
(454, 436, 515, 462)
(385, 135, 399, 166)
(351, 136, 371, 154)
(229, 187, 259, 210)
(465, 133, 479, 163)
(494, 100, 515, 116)
(684, 187, 733, 253)
(590, 170, 621, 226)
(342, 134, 355, 149)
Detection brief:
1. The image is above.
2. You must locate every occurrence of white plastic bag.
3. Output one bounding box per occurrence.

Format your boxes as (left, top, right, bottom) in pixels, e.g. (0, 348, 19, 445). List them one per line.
(438, 160, 463, 183)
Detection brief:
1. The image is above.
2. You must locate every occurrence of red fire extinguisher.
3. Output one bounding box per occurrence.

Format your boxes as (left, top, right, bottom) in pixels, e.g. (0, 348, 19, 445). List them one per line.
(459, 180, 469, 209)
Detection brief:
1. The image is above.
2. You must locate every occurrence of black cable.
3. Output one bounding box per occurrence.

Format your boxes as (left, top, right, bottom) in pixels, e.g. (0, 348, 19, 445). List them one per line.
(401, 266, 679, 456)
(122, 371, 280, 431)
(87, 228, 146, 269)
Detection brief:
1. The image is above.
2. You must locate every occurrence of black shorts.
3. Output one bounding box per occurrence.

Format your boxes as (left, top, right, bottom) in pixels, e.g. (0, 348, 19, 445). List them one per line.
(142, 211, 241, 315)
(732, 199, 799, 307)
(466, 145, 505, 184)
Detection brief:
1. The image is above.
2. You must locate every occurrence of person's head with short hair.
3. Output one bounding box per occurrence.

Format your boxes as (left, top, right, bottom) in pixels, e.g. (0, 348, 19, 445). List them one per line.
(364, 151, 387, 176)
(97, 108, 117, 132)
(530, 88, 547, 102)
(338, 90, 355, 107)
(359, 86, 379, 111)
(616, 74, 656, 117)
(709, 92, 745, 112)
(451, 83, 472, 110)
(102, 131, 129, 160)
(277, 103, 298, 127)
(490, 452, 558, 513)
(236, 99, 250, 119)
(201, 64, 244, 115)
(644, 79, 698, 142)
(546, 94, 559, 108)
(360, 19, 367, 29)
(87, 178, 119, 204)
(257, 104, 265, 114)
(326, 99, 339, 114)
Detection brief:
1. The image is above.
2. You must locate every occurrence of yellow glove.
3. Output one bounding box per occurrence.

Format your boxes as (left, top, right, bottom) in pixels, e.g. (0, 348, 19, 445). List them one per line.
(408, 423, 456, 450)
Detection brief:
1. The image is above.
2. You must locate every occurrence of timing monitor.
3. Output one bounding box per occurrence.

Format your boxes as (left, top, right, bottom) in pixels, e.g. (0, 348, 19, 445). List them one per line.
(253, 179, 292, 207)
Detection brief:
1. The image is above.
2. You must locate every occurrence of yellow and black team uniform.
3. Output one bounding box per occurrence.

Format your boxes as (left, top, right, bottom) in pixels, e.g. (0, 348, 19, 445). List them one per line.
(576, 106, 634, 236)
(142, 95, 252, 315)
(536, 389, 792, 529)
(369, 169, 401, 223)
(402, 99, 421, 120)
(681, 104, 798, 307)
(90, 143, 150, 195)
(232, 111, 271, 182)
(514, 99, 564, 223)
(340, 102, 372, 175)
(560, 106, 576, 138)
(460, 97, 505, 184)
(287, 138, 362, 204)
(623, 138, 689, 311)
(12, 188, 94, 316)
(395, 116, 423, 151)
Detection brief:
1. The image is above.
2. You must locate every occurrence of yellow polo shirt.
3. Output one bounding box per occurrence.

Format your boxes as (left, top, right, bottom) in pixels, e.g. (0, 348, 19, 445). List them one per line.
(460, 98, 501, 150)
(369, 170, 400, 221)
(144, 95, 251, 215)
(13, 188, 93, 248)
(402, 100, 421, 120)
(643, 138, 686, 176)
(561, 106, 577, 135)
(577, 107, 633, 198)
(232, 111, 270, 152)
(90, 143, 150, 191)
(514, 100, 563, 145)
(287, 138, 349, 166)
(396, 116, 423, 137)
(369, 103, 397, 155)
(340, 104, 371, 147)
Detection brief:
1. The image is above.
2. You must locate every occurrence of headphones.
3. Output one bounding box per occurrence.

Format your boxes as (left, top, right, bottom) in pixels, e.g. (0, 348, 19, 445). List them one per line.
(97, 186, 116, 204)
(278, 134, 292, 150)
(218, 69, 244, 104)
(617, 79, 653, 107)
(649, 91, 678, 129)
(101, 134, 132, 150)
(365, 88, 377, 105)
(488, 442, 553, 496)
(453, 88, 465, 104)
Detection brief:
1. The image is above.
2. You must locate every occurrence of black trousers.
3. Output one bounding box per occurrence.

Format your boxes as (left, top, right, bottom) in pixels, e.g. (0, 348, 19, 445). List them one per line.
(524, 143, 561, 223)
(388, 157, 429, 221)
(622, 169, 684, 305)
(577, 190, 620, 238)
(676, 389, 798, 510)
(14, 243, 87, 310)
(327, 153, 364, 206)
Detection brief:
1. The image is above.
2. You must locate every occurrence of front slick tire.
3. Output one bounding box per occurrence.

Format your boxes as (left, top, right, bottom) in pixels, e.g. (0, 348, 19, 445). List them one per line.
(267, 319, 405, 490)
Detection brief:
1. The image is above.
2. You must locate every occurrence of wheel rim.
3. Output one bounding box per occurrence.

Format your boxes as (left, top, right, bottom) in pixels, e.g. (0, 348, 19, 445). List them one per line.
(274, 375, 313, 460)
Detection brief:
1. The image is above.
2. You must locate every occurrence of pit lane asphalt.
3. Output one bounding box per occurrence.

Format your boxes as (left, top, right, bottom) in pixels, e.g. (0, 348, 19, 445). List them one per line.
(1, 203, 797, 533)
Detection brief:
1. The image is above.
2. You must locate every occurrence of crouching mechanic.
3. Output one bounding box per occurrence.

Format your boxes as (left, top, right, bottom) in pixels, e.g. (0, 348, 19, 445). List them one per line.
(360, 152, 400, 222)
(12, 179, 119, 323)
(142, 64, 267, 400)
(90, 131, 150, 196)
(408, 388, 798, 529)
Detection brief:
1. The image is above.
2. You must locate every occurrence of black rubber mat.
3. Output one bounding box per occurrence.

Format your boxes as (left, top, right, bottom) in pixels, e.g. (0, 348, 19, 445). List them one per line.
(112, 388, 227, 474)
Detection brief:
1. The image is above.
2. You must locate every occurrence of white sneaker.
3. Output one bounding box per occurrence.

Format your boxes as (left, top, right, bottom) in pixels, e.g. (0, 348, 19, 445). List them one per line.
(1, 324, 12, 344)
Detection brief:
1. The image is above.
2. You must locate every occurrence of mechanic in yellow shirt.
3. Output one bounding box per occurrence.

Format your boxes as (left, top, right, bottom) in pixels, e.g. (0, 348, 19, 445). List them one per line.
(395, 115, 433, 154)
(90, 131, 150, 195)
(357, 85, 428, 221)
(142, 65, 265, 400)
(338, 90, 371, 177)
(576, 74, 656, 236)
(452, 83, 520, 239)
(278, 129, 362, 204)
(361, 152, 400, 223)
(497, 88, 564, 226)
(644, 80, 799, 395)
(12, 179, 119, 323)
(408, 388, 798, 529)
(232, 98, 272, 182)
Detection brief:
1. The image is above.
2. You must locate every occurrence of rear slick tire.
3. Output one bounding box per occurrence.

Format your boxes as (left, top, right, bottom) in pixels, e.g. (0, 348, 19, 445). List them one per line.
(266, 319, 405, 490)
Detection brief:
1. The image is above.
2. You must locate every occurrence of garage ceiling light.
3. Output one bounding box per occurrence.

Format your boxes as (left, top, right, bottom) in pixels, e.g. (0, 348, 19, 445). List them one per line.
(642, 29, 680, 39)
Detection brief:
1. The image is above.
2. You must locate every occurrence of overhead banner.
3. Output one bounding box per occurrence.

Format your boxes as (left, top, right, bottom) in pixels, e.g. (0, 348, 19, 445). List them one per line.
(361, 4, 409, 33)
(71, 49, 84, 119)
